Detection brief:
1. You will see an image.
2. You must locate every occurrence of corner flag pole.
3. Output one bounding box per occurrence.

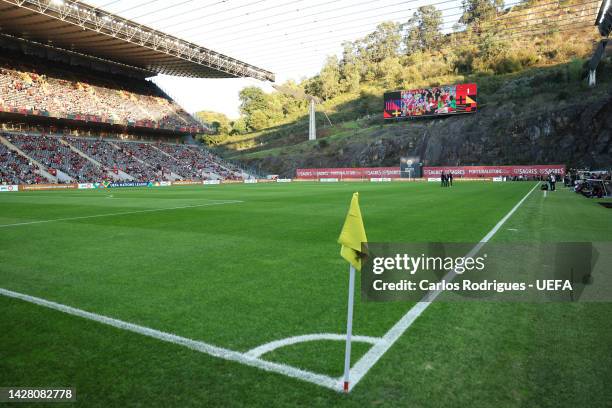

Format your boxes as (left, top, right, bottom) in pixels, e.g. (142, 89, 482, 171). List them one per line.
(343, 264, 356, 392)
(337, 192, 367, 393)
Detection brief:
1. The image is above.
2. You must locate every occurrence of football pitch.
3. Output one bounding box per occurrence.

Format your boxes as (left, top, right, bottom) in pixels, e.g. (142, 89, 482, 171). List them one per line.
(1, 182, 611, 407)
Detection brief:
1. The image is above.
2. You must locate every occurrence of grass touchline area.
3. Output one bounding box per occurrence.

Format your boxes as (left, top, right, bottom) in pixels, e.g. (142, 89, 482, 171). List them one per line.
(1, 182, 611, 407)
(0, 200, 244, 228)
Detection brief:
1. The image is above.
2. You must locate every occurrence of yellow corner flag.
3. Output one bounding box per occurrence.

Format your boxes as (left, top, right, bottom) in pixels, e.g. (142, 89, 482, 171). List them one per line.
(338, 192, 368, 271)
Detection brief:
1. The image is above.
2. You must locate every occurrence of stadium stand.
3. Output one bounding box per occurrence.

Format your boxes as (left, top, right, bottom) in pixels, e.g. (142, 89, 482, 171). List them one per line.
(155, 143, 245, 180)
(5, 133, 109, 182)
(0, 51, 201, 133)
(0, 44, 252, 184)
(0, 141, 41, 184)
(63, 136, 157, 182)
(0, 131, 245, 183)
(0, 3, 270, 187)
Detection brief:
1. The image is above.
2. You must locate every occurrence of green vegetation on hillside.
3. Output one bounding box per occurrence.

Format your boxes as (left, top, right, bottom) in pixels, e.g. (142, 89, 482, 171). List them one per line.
(197, 0, 602, 157)
(216, 61, 611, 166)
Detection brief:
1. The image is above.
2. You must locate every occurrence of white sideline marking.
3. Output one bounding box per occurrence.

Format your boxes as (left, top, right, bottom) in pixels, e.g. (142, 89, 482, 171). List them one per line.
(0, 183, 538, 393)
(0, 287, 339, 391)
(246, 333, 383, 358)
(345, 182, 539, 392)
(0, 200, 243, 228)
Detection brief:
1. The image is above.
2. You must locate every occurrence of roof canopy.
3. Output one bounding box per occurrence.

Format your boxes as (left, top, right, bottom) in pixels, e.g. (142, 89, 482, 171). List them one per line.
(0, 0, 275, 81)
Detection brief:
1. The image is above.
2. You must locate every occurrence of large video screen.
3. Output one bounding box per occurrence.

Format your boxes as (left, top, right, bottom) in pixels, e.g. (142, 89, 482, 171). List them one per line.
(384, 83, 477, 120)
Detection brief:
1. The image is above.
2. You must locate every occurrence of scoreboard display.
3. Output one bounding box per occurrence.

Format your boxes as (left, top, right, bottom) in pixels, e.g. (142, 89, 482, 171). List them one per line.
(384, 83, 477, 120)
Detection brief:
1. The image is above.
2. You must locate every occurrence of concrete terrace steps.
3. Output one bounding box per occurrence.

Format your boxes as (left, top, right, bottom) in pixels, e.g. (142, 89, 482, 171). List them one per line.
(108, 140, 181, 181)
(149, 144, 186, 180)
(59, 138, 126, 181)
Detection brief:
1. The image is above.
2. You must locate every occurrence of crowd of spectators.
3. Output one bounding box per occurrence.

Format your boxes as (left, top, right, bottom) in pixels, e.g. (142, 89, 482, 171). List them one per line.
(65, 137, 160, 182)
(155, 143, 244, 180)
(0, 132, 244, 184)
(5, 134, 109, 182)
(0, 143, 41, 184)
(0, 55, 201, 131)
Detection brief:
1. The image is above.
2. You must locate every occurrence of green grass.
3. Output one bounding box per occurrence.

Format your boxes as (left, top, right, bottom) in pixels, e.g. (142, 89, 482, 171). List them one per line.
(1, 182, 611, 407)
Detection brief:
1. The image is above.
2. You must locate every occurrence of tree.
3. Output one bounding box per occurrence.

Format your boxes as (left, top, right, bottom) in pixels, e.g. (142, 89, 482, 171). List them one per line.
(378, 57, 403, 88)
(231, 118, 247, 135)
(319, 56, 342, 100)
(303, 75, 322, 100)
(248, 110, 269, 131)
(459, 0, 504, 25)
(340, 41, 363, 92)
(195, 111, 231, 135)
(362, 22, 402, 63)
(404, 6, 443, 54)
(238, 86, 268, 117)
(340, 62, 361, 93)
(273, 80, 307, 117)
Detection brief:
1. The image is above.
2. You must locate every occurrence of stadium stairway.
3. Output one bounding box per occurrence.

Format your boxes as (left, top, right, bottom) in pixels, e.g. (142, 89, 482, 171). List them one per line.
(59, 138, 124, 181)
(149, 144, 187, 180)
(107, 140, 177, 181)
(151, 144, 177, 160)
(55, 169, 73, 183)
(0, 134, 57, 182)
(113, 169, 134, 181)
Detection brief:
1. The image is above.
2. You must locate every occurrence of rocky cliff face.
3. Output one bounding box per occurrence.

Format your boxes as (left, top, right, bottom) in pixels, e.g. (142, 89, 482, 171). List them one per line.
(240, 86, 612, 177)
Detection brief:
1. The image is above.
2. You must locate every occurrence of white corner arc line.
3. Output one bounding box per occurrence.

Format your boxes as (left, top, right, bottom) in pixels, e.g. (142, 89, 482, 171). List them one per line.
(0, 287, 339, 391)
(0, 183, 539, 393)
(0, 200, 244, 228)
(246, 333, 383, 358)
(346, 182, 540, 392)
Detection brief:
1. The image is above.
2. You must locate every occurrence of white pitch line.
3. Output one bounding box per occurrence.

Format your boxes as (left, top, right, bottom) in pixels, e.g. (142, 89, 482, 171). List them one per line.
(0, 183, 539, 393)
(0, 200, 243, 228)
(246, 333, 383, 358)
(0, 287, 339, 391)
(346, 182, 540, 392)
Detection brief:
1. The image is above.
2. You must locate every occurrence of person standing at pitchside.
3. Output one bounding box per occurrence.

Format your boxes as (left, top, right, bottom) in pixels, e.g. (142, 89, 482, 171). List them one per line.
(549, 173, 556, 191)
(441, 171, 446, 187)
(448, 172, 453, 187)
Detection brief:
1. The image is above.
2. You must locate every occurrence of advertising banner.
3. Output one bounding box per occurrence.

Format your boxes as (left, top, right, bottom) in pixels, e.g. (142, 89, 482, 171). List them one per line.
(96, 181, 152, 188)
(20, 184, 77, 191)
(400, 156, 422, 178)
(244, 179, 258, 184)
(297, 167, 401, 179)
(276, 179, 292, 183)
(203, 180, 221, 185)
(384, 83, 477, 120)
(0, 185, 19, 192)
(112, 182, 152, 188)
(78, 183, 95, 189)
(173, 180, 201, 185)
(94, 181, 111, 189)
(423, 165, 565, 178)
